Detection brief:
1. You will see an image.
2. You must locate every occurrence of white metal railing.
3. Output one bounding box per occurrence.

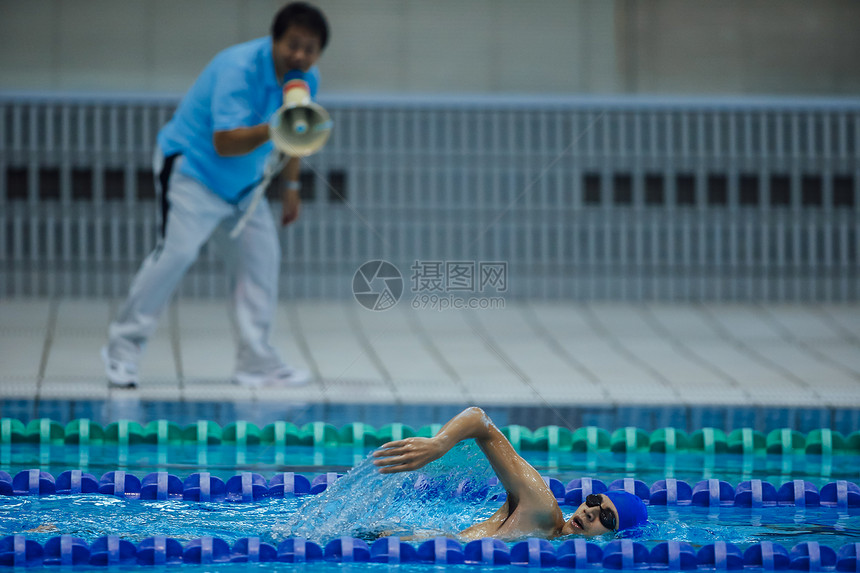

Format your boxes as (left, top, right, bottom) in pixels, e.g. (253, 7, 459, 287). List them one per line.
(1, 93, 858, 301)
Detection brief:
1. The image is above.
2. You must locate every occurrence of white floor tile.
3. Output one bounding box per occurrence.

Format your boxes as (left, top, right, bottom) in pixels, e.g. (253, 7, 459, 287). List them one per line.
(322, 377, 396, 403)
(0, 335, 44, 381)
(699, 304, 782, 343)
(1, 300, 859, 412)
(43, 335, 103, 380)
(0, 300, 51, 334)
(54, 300, 111, 333)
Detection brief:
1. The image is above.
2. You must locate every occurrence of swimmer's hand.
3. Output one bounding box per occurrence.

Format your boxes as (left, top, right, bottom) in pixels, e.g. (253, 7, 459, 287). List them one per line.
(372, 437, 447, 473)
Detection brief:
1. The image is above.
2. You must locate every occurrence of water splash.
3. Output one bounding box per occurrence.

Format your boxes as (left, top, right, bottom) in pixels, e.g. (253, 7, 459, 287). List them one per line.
(272, 442, 503, 543)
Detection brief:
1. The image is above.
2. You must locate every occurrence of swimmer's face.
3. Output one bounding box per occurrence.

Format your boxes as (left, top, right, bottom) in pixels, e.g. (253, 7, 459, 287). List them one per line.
(561, 494, 619, 537)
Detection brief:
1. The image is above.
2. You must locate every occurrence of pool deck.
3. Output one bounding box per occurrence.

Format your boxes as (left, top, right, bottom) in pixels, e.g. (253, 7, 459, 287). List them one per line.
(2, 299, 859, 419)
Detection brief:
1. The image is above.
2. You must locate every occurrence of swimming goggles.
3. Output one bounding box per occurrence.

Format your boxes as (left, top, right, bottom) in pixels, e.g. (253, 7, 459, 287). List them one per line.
(585, 494, 618, 531)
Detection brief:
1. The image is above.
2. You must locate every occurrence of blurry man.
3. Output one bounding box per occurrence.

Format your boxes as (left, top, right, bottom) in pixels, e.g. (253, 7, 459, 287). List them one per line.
(102, 2, 329, 388)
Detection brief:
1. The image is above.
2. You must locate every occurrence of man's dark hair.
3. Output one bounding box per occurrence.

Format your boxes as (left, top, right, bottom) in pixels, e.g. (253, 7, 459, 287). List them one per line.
(272, 2, 330, 50)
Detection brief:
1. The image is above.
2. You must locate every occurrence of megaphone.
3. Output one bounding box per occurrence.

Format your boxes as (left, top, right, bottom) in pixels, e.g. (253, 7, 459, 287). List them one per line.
(269, 78, 332, 157)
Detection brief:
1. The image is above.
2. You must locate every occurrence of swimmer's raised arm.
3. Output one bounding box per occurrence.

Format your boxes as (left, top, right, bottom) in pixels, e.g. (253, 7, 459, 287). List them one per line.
(373, 407, 548, 506)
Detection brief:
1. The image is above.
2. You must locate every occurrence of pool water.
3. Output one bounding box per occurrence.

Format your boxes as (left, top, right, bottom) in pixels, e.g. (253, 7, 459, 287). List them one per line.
(5, 481, 859, 546)
(2, 439, 860, 572)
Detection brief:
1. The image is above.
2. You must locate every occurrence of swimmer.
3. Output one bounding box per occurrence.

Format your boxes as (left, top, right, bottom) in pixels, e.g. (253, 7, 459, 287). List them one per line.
(373, 407, 647, 540)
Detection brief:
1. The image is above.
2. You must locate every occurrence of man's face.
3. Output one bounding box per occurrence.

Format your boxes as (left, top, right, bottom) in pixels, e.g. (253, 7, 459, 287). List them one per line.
(273, 25, 322, 78)
(562, 494, 619, 537)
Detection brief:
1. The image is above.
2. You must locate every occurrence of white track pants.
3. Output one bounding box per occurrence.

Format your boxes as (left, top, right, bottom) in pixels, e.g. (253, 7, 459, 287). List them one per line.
(106, 149, 285, 378)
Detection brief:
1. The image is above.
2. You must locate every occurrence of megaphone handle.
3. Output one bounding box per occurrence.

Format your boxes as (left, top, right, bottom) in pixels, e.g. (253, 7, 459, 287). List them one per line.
(229, 182, 266, 239)
(229, 154, 286, 239)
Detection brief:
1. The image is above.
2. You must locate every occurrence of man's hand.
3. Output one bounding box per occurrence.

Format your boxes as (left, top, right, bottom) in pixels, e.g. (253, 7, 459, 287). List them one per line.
(372, 437, 447, 474)
(281, 187, 301, 225)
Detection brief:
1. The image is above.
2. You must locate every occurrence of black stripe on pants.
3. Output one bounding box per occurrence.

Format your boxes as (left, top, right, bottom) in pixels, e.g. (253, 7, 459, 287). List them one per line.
(158, 153, 180, 239)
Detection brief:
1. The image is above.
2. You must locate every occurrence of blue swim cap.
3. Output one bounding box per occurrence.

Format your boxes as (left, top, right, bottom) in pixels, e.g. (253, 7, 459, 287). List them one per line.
(603, 491, 648, 531)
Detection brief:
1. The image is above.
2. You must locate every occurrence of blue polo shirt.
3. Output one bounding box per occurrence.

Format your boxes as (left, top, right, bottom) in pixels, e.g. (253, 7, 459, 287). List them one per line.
(157, 36, 319, 203)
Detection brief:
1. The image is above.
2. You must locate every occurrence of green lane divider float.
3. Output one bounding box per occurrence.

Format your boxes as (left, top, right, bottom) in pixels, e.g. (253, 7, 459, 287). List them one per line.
(533, 426, 573, 452)
(299, 422, 339, 448)
(727, 429, 767, 455)
(64, 419, 104, 445)
(339, 422, 375, 448)
(183, 420, 222, 445)
(24, 419, 64, 445)
(261, 421, 302, 447)
(0, 419, 27, 444)
(690, 428, 728, 455)
(571, 427, 611, 453)
(649, 428, 690, 453)
(144, 420, 183, 445)
(377, 422, 416, 445)
(848, 431, 860, 452)
(766, 428, 806, 455)
(103, 421, 146, 446)
(806, 428, 846, 455)
(610, 427, 651, 453)
(1, 418, 859, 454)
(222, 421, 262, 446)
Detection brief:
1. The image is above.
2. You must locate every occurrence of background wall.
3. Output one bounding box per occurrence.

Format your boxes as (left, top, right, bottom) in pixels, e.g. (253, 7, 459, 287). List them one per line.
(1, 0, 858, 96)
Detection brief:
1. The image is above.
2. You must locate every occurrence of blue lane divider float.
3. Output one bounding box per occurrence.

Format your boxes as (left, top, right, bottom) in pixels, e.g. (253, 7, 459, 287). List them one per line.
(89, 536, 136, 566)
(370, 536, 420, 564)
(55, 470, 98, 495)
(324, 536, 371, 562)
(135, 536, 183, 566)
(790, 542, 837, 571)
(182, 472, 226, 502)
(735, 480, 779, 507)
(11, 470, 55, 496)
(231, 536, 278, 563)
(42, 536, 90, 566)
(462, 538, 510, 566)
(416, 537, 465, 565)
(2, 535, 859, 570)
(743, 541, 791, 571)
(268, 472, 310, 497)
(2, 469, 859, 509)
(696, 541, 744, 570)
(650, 479, 694, 505)
(837, 544, 860, 572)
(182, 536, 231, 564)
(225, 472, 267, 502)
(691, 479, 736, 506)
(510, 538, 557, 567)
(277, 537, 322, 563)
(603, 539, 651, 570)
(97, 471, 140, 497)
(310, 472, 343, 495)
(140, 472, 183, 500)
(649, 541, 698, 570)
(557, 538, 604, 569)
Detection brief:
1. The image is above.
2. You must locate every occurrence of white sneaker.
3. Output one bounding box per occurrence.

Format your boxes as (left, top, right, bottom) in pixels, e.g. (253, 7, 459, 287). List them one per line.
(101, 347, 139, 389)
(232, 366, 312, 388)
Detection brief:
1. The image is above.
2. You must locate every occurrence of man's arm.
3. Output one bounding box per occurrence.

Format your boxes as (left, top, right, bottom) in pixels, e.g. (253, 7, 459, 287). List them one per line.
(213, 124, 270, 156)
(372, 407, 547, 504)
